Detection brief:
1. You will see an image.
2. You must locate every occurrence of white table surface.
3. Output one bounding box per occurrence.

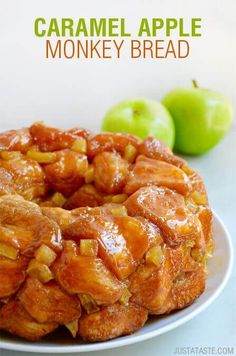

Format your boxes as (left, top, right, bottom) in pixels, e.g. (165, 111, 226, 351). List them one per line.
(1, 127, 235, 356)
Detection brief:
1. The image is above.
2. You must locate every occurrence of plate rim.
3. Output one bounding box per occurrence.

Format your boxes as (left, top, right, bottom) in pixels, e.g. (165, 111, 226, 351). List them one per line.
(0, 210, 234, 353)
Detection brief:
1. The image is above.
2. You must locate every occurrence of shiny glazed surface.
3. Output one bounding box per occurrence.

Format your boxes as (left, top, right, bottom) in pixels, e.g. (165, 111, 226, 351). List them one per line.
(0, 123, 213, 343)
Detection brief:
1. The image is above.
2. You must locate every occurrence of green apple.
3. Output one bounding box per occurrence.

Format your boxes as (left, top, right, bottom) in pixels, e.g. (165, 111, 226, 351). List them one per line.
(162, 84, 233, 155)
(102, 98, 175, 148)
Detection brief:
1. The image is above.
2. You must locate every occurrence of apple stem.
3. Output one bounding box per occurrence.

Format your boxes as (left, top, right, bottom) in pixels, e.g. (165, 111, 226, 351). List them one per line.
(192, 79, 199, 88)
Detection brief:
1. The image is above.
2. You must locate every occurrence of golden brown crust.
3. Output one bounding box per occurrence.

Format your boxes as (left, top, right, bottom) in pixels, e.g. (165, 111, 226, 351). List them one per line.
(0, 255, 28, 298)
(44, 150, 88, 197)
(18, 277, 81, 324)
(0, 124, 212, 342)
(0, 195, 62, 256)
(138, 136, 186, 168)
(93, 152, 129, 194)
(0, 128, 33, 152)
(0, 156, 47, 200)
(124, 186, 203, 247)
(0, 301, 58, 340)
(30, 123, 91, 152)
(129, 245, 206, 314)
(79, 303, 148, 342)
(64, 184, 104, 209)
(53, 241, 125, 304)
(124, 155, 190, 195)
(87, 132, 141, 158)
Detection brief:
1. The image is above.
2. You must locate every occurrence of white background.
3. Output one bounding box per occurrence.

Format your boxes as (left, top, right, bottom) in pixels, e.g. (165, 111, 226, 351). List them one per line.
(0, 0, 236, 355)
(0, 0, 235, 131)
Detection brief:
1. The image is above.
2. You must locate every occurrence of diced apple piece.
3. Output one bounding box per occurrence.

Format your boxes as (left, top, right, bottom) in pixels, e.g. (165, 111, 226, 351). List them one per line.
(182, 164, 192, 175)
(0, 242, 18, 260)
(84, 165, 94, 184)
(190, 248, 202, 262)
(0, 151, 22, 160)
(119, 288, 132, 305)
(190, 191, 208, 205)
(27, 259, 53, 283)
(65, 319, 78, 338)
(80, 240, 98, 257)
(111, 206, 127, 216)
(26, 150, 57, 163)
(185, 197, 198, 213)
(111, 194, 128, 204)
(71, 138, 87, 154)
(34, 244, 57, 266)
(123, 144, 137, 163)
(51, 192, 66, 207)
(145, 246, 163, 267)
(103, 195, 113, 203)
(79, 294, 100, 314)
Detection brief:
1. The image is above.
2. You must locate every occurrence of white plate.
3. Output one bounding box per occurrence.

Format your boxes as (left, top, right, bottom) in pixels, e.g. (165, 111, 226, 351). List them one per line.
(0, 211, 233, 353)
